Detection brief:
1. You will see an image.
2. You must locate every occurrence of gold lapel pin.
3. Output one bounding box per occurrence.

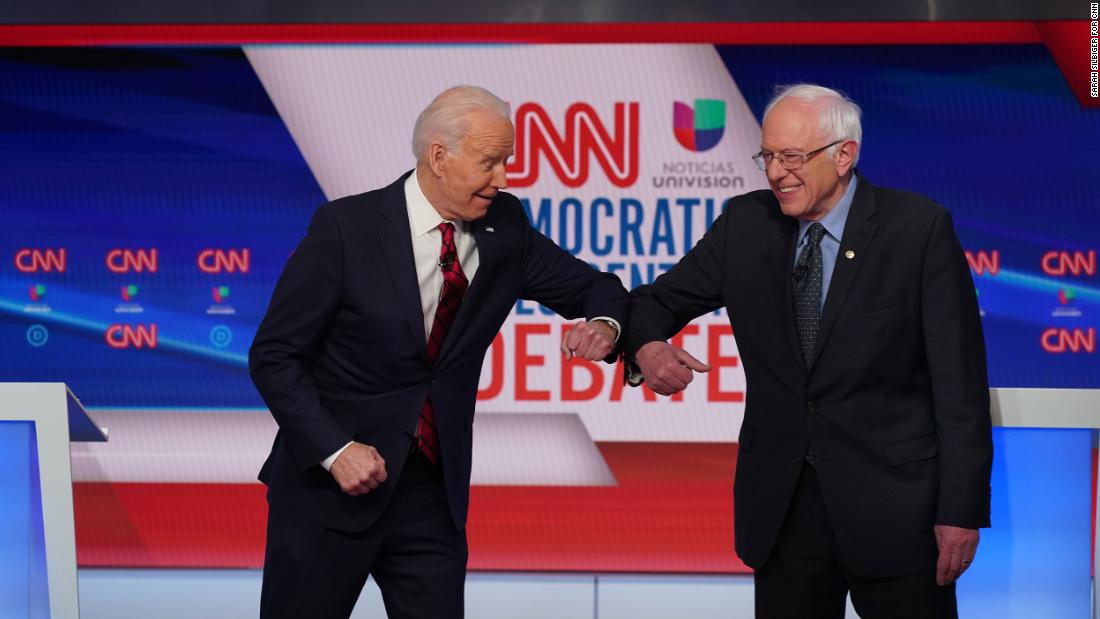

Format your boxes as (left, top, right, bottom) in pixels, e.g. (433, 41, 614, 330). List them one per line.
(844, 250, 855, 260)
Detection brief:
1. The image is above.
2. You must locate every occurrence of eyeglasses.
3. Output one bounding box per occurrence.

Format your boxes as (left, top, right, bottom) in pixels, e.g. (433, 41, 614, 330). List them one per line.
(752, 139, 843, 171)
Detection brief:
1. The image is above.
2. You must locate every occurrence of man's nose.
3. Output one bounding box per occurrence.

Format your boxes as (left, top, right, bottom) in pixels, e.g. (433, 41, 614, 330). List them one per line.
(491, 162, 508, 189)
(765, 157, 788, 182)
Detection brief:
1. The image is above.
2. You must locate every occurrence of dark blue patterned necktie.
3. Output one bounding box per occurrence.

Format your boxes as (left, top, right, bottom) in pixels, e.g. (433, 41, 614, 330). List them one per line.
(793, 223, 826, 369)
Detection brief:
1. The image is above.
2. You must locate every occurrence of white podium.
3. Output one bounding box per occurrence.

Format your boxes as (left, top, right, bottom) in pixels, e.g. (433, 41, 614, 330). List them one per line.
(988, 388, 1100, 619)
(0, 383, 106, 619)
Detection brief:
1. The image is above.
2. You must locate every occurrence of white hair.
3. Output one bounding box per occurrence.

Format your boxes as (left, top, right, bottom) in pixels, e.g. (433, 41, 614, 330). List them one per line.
(762, 84, 862, 165)
(412, 85, 512, 161)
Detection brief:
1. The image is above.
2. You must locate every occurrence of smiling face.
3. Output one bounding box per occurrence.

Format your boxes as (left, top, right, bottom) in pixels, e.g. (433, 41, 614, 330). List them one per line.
(760, 98, 856, 221)
(421, 110, 514, 222)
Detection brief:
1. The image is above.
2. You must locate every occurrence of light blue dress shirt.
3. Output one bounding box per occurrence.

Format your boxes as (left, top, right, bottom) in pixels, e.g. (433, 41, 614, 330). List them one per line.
(793, 174, 858, 311)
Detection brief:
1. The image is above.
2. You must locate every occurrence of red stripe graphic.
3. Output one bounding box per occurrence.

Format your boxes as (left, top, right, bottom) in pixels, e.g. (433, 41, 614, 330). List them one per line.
(0, 22, 1041, 46)
(74, 442, 749, 573)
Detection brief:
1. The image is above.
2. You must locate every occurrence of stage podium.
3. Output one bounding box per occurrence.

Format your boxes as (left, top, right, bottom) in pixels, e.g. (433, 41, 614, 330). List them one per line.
(957, 387, 1100, 619)
(0, 383, 107, 619)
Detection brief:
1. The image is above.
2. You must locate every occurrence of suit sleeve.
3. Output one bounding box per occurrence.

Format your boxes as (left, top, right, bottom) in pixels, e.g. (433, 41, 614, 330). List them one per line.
(518, 219, 629, 358)
(920, 209, 993, 528)
(624, 208, 728, 359)
(249, 205, 352, 472)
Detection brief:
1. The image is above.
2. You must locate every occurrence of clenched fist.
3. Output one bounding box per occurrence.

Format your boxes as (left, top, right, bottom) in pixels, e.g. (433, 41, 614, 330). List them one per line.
(330, 442, 388, 496)
(635, 341, 711, 396)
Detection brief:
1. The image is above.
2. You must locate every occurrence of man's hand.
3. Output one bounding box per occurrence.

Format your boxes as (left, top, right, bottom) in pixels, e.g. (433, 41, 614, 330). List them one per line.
(330, 442, 388, 496)
(561, 319, 617, 361)
(934, 524, 979, 586)
(635, 341, 711, 396)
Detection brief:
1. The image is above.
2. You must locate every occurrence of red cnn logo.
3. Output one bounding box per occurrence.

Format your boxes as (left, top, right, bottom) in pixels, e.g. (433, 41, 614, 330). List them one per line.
(106, 249, 158, 273)
(507, 102, 640, 188)
(965, 250, 1000, 276)
(105, 324, 158, 349)
(198, 249, 250, 274)
(1041, 250, 1096, 276)
(14, 249, 66, 273)
(1041, 328, 1095, 353)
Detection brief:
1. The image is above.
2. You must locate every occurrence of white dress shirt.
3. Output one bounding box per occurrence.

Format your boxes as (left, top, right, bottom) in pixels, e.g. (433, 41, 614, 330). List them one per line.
(404, 171, 480, 341)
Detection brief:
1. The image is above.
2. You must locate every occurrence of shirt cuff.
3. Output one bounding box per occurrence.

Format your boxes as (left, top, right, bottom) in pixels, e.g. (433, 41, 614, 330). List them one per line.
(321, 441, 353, 471)
(591, 316, 622, 343)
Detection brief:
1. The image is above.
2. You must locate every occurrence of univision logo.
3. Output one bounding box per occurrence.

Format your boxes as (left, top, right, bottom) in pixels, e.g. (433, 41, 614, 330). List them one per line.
(673, 99, 725, 152)
(1052, 287, 1082, 318)
(25, 284, 50, 315)
(208, 285, 236, 316)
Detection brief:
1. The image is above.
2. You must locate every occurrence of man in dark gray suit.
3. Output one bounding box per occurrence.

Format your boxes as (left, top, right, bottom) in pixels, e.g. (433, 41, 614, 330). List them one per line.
(626, 84, 992, 619)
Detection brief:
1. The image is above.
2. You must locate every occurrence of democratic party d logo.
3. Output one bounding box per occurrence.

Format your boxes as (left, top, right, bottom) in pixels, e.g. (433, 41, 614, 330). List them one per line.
(673, 99, 725, 152)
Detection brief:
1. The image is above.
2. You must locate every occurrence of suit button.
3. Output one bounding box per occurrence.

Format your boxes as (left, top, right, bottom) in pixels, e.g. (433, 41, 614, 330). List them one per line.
(792, 456, 802, 465)
(805, 401, 815, 412)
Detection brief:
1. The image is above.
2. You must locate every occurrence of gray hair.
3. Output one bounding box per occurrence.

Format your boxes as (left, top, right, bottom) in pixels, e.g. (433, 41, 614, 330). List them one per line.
(763, 84, 862, 165)
(412, 85, 512, 161)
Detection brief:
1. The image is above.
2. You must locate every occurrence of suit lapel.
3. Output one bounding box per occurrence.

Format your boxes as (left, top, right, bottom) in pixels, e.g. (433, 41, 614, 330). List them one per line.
(377, 171, 429, 363)
(769, 211, 807, 378)
(813, 176, 877, 364)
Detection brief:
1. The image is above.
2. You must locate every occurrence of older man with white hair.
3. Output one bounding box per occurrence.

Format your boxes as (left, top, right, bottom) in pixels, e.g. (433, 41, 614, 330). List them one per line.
(627, 84, 992, 618)
(250, 85, 627, 619)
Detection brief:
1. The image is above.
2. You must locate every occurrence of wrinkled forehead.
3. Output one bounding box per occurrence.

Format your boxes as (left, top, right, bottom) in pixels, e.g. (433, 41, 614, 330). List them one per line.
(761, 99, 825, 150)
(463, 112, 515, 151)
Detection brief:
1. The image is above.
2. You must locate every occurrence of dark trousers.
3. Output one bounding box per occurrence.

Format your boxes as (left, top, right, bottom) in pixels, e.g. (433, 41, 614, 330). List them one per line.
(754, 465, 957, 619)
(260, 450, 468, 619)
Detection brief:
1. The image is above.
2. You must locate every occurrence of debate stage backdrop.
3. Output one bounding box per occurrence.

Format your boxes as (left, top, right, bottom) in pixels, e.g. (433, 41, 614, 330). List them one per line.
(1, 24, 1098, 588)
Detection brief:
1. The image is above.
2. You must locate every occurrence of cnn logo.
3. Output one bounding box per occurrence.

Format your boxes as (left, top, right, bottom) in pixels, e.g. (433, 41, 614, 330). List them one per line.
(198, 249, 250, 274)
(507, 102, 640, 188)
(105, 324, 158, 349)
(965, 250, 999, 277)
(1041, 328, 1095, 353)
(14, 249, 66, 273)
(1041, 251, 1096, 276)
(106, 249, 158, 273)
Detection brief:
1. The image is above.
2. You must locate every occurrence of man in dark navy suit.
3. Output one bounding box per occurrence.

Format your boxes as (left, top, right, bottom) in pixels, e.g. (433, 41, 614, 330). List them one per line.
(250, 85, 627, 619)
(626, 84, 992, 619)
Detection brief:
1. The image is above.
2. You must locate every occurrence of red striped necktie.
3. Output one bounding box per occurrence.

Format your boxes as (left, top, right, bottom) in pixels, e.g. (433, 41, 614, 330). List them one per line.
(416, 221, 469, 464)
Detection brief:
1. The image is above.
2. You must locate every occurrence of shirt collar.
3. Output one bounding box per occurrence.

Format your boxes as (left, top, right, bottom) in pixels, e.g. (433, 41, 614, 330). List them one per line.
(404, 170, 460, 238)
(799, 173, 858, 244)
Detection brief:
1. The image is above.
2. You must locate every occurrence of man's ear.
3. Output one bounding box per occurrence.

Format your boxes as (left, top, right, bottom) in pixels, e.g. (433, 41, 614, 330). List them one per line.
(428, 141, 448, 176)
(835, 140, 858, 176)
